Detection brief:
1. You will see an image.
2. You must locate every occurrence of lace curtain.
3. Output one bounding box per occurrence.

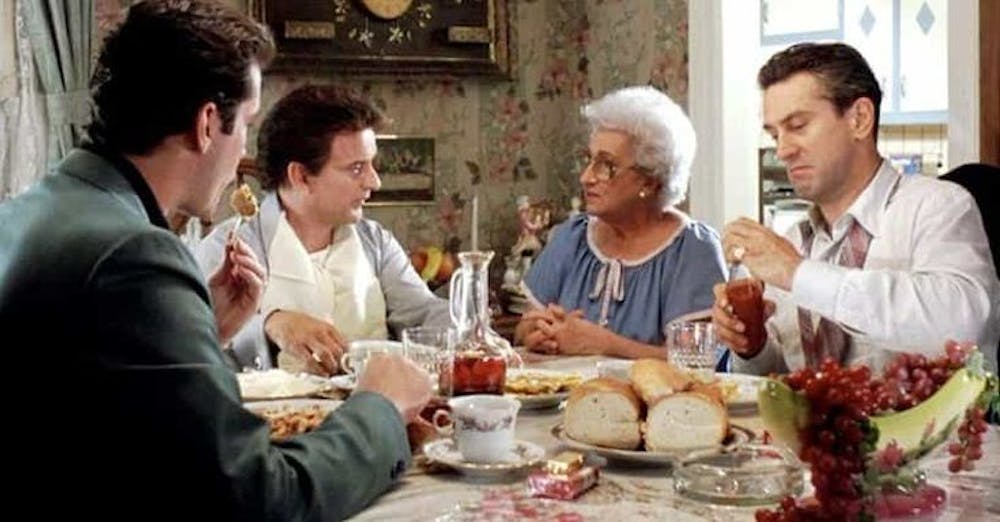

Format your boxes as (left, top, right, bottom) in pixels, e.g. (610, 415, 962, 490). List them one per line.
(0, 0, 45, 200)
(1, 0, 93, 201)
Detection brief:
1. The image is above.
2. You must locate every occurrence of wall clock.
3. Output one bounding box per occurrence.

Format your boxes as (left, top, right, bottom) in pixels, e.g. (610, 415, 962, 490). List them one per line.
(248, 0, 513, 78)
(360, 0, 414, 20)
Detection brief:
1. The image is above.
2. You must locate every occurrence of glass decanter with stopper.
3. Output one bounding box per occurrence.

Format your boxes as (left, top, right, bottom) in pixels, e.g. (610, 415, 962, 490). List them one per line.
(447, 250, 520, 396)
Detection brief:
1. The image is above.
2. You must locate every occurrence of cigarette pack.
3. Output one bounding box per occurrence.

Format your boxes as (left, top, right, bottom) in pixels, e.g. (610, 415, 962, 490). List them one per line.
(527, 451, 599, 500)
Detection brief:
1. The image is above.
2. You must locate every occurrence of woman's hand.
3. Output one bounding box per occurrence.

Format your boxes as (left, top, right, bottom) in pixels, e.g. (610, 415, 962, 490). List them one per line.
(517, 307, 558, 353)
(537, 309, 605, 356)
(208, 237, 265, 345)
(264, 310, 347, 376)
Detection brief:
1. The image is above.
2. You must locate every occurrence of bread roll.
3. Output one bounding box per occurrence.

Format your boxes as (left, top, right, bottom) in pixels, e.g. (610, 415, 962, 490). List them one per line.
(629, 359, 694, 404)
(642, 392, 729, 451)
(689, 381, 726, 406)
(564, 378, 642, 450)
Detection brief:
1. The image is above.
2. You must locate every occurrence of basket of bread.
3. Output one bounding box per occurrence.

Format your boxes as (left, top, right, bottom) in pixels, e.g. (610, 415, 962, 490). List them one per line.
(554, 359, 752, 464)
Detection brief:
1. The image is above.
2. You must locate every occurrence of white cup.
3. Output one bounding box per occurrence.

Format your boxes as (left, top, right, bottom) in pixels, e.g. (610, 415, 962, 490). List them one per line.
(432, 394, 521, 463)
(340, 340, 404, 376)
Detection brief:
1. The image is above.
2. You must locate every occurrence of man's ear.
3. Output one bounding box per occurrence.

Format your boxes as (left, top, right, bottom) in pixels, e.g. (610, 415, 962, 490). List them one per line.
(849, 97, 876, 141)
(286, 161, 310, 191)
(193, 101, 218, 153)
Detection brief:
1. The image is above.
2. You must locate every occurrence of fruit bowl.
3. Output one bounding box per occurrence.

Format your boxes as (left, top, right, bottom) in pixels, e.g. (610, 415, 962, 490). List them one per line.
(755, 343, 996, 521)
(409, 246, 457, 290)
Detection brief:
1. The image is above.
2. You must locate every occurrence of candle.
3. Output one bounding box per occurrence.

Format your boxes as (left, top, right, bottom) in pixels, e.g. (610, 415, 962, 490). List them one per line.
(470, 192, 479, 251)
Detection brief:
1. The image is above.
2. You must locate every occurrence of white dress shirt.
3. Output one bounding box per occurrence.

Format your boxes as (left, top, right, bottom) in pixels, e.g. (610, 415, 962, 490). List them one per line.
(733, 161, 1000, 375)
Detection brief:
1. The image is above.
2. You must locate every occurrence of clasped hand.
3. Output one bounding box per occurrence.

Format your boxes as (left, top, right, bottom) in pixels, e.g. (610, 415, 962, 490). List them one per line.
(522, 304, 604, 355)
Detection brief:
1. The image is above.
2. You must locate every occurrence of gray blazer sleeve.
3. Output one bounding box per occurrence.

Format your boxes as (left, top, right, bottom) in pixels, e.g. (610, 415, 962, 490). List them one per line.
(92, 230, 410, 521)
(357, 220, 452, 338)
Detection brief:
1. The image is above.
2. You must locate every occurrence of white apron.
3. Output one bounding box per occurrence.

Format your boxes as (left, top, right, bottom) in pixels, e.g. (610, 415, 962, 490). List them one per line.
(261, 214, 389, 344)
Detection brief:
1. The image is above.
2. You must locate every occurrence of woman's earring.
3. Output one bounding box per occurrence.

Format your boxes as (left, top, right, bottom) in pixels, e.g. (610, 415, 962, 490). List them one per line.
(639, 190, 647, 199)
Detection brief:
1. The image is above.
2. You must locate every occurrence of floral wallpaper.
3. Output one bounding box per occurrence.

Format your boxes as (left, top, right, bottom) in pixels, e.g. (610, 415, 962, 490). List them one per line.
(95, 0, 690, 260)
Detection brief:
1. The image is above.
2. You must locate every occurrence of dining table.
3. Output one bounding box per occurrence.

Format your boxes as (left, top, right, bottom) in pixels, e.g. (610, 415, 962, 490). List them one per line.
(346, 354, 1000, 521)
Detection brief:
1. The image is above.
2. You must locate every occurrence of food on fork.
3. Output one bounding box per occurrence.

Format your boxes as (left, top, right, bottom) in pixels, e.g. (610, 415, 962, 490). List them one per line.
(230, 182, 259, 218)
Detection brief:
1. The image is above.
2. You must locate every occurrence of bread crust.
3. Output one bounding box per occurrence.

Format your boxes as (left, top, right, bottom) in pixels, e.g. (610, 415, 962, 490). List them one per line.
(629, 359, 694, 404)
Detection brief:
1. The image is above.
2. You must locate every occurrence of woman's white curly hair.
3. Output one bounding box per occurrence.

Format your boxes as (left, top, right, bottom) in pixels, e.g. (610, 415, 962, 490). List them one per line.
(581, 86, 696, 209)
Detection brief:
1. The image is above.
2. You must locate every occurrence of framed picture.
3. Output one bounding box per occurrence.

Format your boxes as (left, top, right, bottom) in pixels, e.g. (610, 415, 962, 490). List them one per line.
(368, 136, 435, 206)
(248, 0, 513, 78)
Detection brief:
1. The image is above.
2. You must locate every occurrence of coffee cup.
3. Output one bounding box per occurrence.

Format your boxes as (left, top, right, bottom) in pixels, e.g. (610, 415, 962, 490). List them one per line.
(432, 394, 521, 463)
(340, 340, 404, 376)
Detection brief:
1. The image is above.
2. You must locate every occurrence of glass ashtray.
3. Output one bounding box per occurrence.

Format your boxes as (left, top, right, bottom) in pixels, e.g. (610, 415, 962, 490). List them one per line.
(674, 443, 805, 506)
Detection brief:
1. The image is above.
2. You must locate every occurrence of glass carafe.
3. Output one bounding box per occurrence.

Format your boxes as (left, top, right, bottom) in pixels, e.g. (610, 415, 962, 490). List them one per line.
(448, 250, 520, 395)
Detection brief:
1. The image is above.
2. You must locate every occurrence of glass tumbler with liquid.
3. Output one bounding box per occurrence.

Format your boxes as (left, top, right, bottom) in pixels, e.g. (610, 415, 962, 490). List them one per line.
(726, 264, 766, 353)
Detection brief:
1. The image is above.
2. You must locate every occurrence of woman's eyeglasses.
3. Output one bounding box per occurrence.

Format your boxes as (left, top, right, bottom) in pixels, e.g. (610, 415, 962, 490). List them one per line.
(581, 154, 650, 182)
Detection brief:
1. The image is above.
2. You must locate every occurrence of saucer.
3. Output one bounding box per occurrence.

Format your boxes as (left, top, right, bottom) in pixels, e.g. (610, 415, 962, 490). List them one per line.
(423, 439, 545, 479)
(329, 374, 356, 390)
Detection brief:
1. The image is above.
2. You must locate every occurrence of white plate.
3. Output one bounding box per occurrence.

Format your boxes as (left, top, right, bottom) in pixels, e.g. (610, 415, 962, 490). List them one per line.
(423, 438, 545, 478)
(506, 391, 570, 410)
(237, 369, 333, 401)
(551, 423, 754, 466)
(504, 369, 582, 409)
(716, 373, 767, 411)
(244, 398, 342, 415)
(329, 374, 356, 390)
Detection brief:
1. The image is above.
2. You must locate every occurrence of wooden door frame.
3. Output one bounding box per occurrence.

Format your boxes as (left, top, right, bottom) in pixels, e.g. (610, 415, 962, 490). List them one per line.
(982, 0, 999, 165)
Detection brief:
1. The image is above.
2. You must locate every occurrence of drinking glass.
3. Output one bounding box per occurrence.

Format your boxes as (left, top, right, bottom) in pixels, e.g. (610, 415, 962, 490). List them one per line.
(665, 321, 718, 380)
(402, 326, 455, 396)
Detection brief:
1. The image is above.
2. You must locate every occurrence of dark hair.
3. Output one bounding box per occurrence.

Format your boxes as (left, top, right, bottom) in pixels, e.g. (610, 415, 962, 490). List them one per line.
(256, 85, 385, 190)
(86, 0, 275, 154)
(758, 42, 883, 133)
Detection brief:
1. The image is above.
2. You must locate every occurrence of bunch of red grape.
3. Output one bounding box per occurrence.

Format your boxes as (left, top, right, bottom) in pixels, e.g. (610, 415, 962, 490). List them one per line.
(756, 344, 985, 521)
(869, 342, 972, 413)
(948, 406, 987, 472)
(756, 359, 877, 521)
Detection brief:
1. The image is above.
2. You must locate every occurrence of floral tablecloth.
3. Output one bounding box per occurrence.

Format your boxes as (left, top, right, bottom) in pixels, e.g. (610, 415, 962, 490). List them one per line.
(350, 355, 1000, 521)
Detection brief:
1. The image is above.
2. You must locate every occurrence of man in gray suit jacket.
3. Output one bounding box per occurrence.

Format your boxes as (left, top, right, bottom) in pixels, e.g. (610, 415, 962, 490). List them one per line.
(0, 1, 431, 520)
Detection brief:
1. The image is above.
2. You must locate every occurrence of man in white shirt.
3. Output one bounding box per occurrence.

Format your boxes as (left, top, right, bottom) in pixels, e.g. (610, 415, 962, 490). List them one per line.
(196, 86, 449, 375)
(712, 42, 999, 375)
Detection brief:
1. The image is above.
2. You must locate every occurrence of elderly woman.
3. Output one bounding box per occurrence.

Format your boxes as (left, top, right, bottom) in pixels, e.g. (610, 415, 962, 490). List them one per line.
(515, 86, 726, 359)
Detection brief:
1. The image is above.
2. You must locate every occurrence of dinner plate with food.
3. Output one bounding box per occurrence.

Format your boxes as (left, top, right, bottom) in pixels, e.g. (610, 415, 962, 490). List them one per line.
(551, 359, 754, 465)
(504, 368, 584, 409)
(237, 369, 334, 401)
(244, 399, 342, 439)
(715, 373, 766, 412)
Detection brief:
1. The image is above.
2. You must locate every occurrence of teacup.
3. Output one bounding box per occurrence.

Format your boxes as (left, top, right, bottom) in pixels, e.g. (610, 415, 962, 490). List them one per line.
(340, 340, 404, 376)
(432, 394, 521, 463)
